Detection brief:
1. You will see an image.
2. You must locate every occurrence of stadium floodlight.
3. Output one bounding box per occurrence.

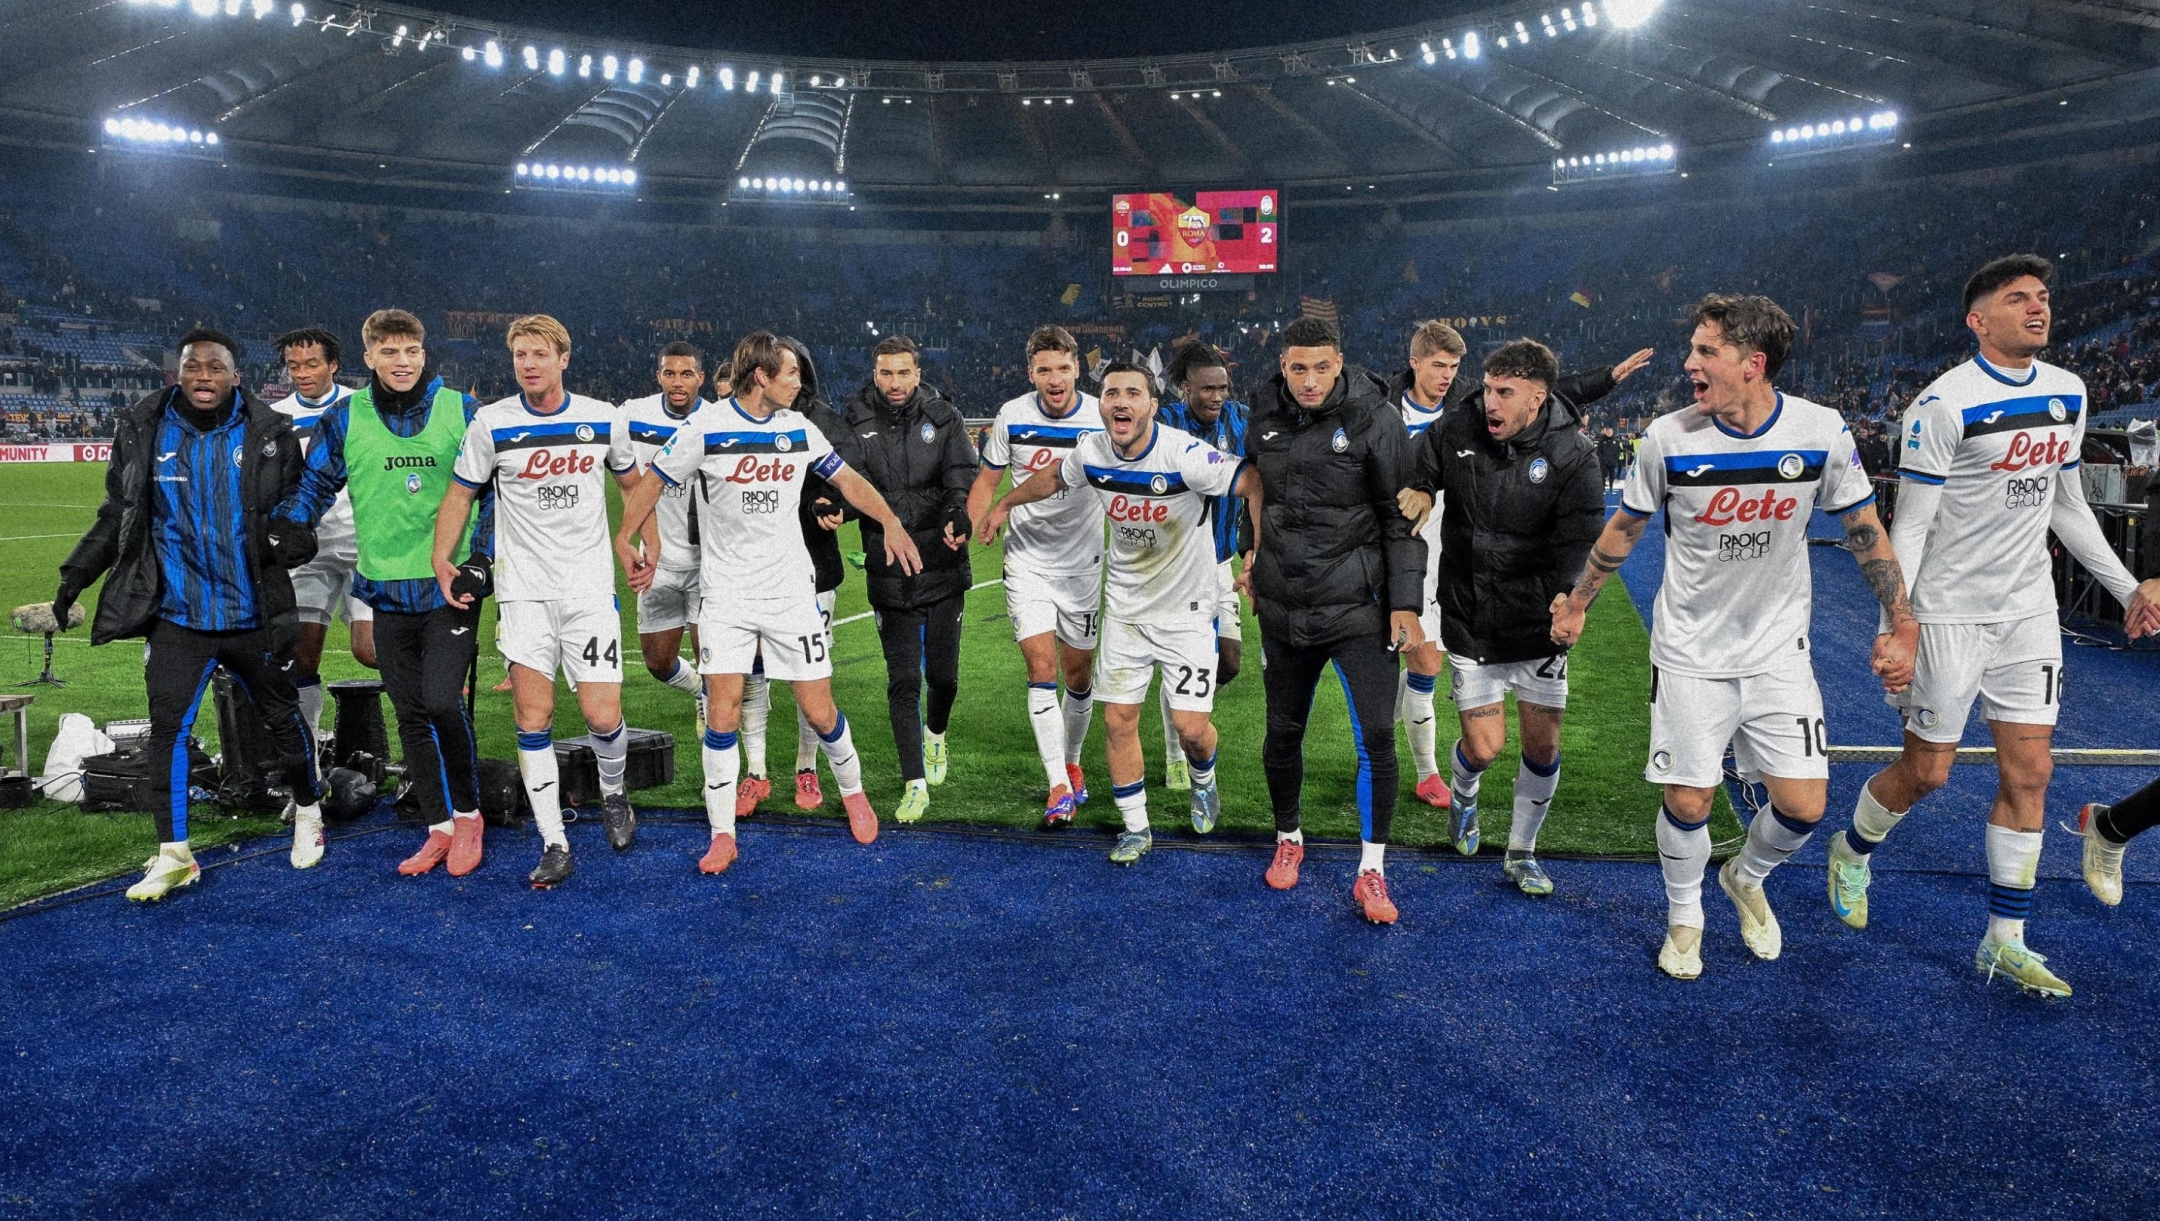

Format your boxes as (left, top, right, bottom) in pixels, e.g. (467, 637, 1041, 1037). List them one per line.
(461, 45, 474, 60)
(602, 54, 617, 81)
(483, 40, 502, 68)
(522, 46, 538, 71)
(1582, 1, 1599, 24)
(547, 48, 564, 75)
(661, 73, 671, 86)
(687, 65, 699, 87)
(390, 24, 406, 46)
(627, 58, 643, 84)
(739, 175, 749, 188)
(719, 66, 734, 90)
(1604, 0, 1659, 27)
(290, 2, 303, 23)
(545, 164, 559, 178)
(1463, 31, 1480, 58)
(623, 169, 635, 184)
(578, 54, 591, 77)
(746, 69, 760, 92)
(792, 177, 805, 191)
(770, 72, 784, 95)
(517, 163, 528, 175)
(1515, 20, 1530, 40)
(224, 0, 241, 15)
(252, 0, 271, 14)
(834, 180, 844, 192)
(205, 132, 217, 144)
(189, 0, 214, 16)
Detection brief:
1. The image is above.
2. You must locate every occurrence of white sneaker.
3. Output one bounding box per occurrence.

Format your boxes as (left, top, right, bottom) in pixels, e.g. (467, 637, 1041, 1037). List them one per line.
(291, 803, 325, 869)
(1658, 925, 1702, 980)
(126, 851, 200, 902)
(1718, 859, 1782, 960)
(2064, 803, 2126, 907)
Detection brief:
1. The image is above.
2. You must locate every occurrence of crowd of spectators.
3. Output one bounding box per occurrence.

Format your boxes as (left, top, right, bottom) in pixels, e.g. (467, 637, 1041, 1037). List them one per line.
(0, 155, 2152, 446)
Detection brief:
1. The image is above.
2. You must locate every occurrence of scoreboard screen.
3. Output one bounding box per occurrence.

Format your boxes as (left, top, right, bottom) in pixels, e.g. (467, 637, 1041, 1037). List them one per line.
(1111, 189, 1279, 276)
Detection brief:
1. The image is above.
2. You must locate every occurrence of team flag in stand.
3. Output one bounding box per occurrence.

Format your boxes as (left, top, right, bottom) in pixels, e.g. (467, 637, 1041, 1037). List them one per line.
(1059, 283, 1083, 307)
(1298, 295, 1340, 325)
(1086, 347, 1105, 380)
(1569, 286, 1598, 309)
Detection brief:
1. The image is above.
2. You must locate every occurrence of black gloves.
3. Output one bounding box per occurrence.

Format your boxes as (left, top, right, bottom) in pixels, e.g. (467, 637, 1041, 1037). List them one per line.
(945, 507, 972, 539)
(266, 523, 317, 569)
(449, 555, 493, 603)
(52, 573, 84, 631)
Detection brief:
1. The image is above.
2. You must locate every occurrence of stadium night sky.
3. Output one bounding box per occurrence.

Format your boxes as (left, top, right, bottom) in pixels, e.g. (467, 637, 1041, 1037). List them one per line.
(431, 0, 1478, 60)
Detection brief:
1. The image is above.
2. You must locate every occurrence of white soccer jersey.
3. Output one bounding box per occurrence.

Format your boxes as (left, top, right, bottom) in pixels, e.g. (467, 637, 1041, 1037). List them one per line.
(1058, 424, 1243, 626)
(621, 392, 703, 573)
(1397, 389, 1447, 563)
(1897, 355, 2086, 625)
(272, 386, 356, 552)
(648, 397, 843, 615)
(1621, 393, 1875, 679)
(453, 392, 635, 603)
(982, 391, 1105, 576)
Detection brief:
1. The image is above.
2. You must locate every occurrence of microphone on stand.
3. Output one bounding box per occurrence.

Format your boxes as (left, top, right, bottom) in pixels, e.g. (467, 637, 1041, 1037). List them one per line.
(12, 602, 86, 688)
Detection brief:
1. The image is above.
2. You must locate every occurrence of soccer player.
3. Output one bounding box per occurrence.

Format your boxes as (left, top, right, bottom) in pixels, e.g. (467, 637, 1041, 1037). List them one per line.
(831, 334, 978, 824)
(1551, 294, 1915, 980)
(621, 342, 709, 715)
(1157, 342, 1250, 789)
(56, 328, 325, 897)
(279, 309, 494, 880)
(1824, 255, 2160, 997)
(980, 362, 1261, 863)
(1244, 316, 1424, 924)
(966, 326, 1105, 827)
(269, 327, 373, 748)
(2069, 771, 2160, 907)
(615, 332, 924, 872)
(1407, 339, 1607, 896)
(1386, 321, 1466, 810)
(435, 315, 642, 889)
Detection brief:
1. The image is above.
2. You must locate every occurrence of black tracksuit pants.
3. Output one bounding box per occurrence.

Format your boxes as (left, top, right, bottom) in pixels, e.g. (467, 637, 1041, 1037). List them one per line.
(874, 591, 966, 784)
(1260, 623, 1402, 844)
(372, 605, 482, 820)
(144, 618, 319, 842)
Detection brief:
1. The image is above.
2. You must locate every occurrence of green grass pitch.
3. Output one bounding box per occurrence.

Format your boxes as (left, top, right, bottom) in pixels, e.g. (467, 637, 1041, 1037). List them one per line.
(0, 462, 1731, 906)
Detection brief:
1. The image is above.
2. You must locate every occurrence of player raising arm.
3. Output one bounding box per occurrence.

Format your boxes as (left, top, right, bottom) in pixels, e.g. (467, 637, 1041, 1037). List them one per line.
(1551, 294, 1915, 981)
(614, 332, 922, 871)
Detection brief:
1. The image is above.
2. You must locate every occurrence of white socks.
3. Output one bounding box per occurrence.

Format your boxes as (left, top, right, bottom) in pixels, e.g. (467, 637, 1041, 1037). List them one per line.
(1027, 682, 1066, 790)
(1061, 684, 1093, 765)
(517, 729, 566, 850)
(1401, 671, 1439, 778)
(296, 677, 325, 746)
(1188, 748, 1217, 790)
(1159, 684, 1180, 765)
(1511, 753, 1560, 852)
(1360, 840, 1386, 875)
(701, 728, 739, 835)
(1657, 804, 1711, 929)
(1736, 806, 1815, 885)
(590, 721, 627, 797)
(1113, 780, 1148, 832)
(794, 704, 820, 774)
(817, 711, 864, 796)
(1843, 780, 1908, 858)
(1278, 828, 1304, 845)
(1449, 741, 1485, 809)
(1986, 823, 2043, 945)
(159, 840, 194, 863)
(741, 673, 771, 779)
(662, 658, 702, 696)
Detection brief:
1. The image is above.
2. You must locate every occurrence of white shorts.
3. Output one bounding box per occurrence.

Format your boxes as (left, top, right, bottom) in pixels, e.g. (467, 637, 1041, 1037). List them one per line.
(346, 596, 373, 625)
(700, 591, 835, 682)
(1095, 618, 1220, 712)
(1648, 654, 1827, 787)
(1449, 652, 1569, 711)
(1417, 521, 1444, 646)
(1214, 559, 1243, 642)
(1005, 565, 1102, 650)
(290, 546, 358, 626)
(499, 597, 624, 685)
(1894, 613, 2062, 743)
(635, 566, 702, 635)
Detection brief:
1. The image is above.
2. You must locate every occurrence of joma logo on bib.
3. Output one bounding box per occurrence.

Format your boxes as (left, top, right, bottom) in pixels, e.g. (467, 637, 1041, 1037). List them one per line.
(382, 455, 438, 472)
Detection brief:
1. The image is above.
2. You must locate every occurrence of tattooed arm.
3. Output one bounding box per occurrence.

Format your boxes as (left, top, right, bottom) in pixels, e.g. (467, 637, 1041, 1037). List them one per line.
(1549, 508, 1650, 647)
(1842, 501, 1919, 693)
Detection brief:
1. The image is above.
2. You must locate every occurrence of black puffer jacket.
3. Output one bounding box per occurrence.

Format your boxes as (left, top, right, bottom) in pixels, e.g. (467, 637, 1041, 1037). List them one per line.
(795, 395, 849, 595)
(61, 386, 307, 646)
(1245, 365, 1423, 648)
(1413, 388, 1605, 665)
(835, 382, 977, 609)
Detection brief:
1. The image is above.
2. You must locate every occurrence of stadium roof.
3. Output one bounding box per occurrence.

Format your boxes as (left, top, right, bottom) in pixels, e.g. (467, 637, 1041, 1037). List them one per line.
(1, 0, 2156, 206)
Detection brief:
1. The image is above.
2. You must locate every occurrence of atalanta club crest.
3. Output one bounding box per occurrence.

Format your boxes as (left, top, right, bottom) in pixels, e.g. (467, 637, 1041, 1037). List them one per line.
(1331, 428, 1348, 453)
(1651, 750, 1673, 774)
(1150, 474, 1169, 494)
(2048, 398, 2067, 422)
(575, 424, 595, 443)
(774, 433, 793, 452)
(920, 422, 936, 444)
(1529, 457, 1549, 484)
(231, 446, 245, 468)
(406, 472, 423, 494)
(1778, 453, 1805, 480)
(260, 441, 277, 458)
